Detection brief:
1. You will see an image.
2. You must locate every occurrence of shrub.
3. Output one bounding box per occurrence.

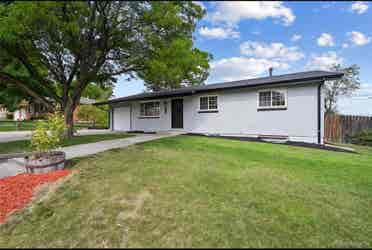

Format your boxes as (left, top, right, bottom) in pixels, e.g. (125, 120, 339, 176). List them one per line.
(31, 112, 66, 153)
(77, 105, 108, 128)
(350, 130, 372, 146)
(31, 113, 49, 120)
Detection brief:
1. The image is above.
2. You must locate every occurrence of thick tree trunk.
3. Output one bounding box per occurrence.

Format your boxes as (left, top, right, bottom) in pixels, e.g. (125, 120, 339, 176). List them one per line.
(64, 105, 75, 138)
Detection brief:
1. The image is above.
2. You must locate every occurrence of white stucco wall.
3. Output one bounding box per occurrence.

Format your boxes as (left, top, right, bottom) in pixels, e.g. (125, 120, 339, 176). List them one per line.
(131, 100, 171, 131)
(111, 83, 323, 143)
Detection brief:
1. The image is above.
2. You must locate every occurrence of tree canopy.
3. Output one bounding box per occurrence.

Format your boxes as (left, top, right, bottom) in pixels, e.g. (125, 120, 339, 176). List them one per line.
(0, 84, 29, 112)
(0, 1, 211, 136)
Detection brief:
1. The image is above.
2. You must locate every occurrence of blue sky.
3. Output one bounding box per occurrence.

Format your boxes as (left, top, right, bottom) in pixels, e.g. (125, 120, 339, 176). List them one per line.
(114, 1, 372, 115)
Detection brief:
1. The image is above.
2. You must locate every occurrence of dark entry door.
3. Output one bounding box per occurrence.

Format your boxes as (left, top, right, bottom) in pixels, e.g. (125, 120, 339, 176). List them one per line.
(171, 99, 183, 129)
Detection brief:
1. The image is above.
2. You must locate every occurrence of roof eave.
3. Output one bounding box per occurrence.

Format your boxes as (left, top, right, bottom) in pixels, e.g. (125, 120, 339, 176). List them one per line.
(95, 72, 344, 106)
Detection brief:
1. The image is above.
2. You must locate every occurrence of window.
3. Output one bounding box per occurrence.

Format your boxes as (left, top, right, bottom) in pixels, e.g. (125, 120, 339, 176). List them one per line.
(140, 101, 160, 117)
(199, 96, 218, 111)
(258, 90, 286, 109)
(259, 91, 271, 107)
(272, 91, 286, 106)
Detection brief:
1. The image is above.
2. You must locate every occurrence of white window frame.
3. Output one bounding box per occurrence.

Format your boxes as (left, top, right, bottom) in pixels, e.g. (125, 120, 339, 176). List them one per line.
(199, 95, 218, 112)
(257, 89, 287, 110)
(139, 100, 161, 118)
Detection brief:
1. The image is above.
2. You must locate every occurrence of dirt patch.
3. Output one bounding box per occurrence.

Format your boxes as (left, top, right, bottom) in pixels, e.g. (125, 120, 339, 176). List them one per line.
(115, 190, 152, 247)
(117, 190, 152, 221)
(33, 170, 77, 204)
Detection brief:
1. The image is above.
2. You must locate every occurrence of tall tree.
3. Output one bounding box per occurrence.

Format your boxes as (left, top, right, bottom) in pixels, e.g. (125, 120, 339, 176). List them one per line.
(0, 1, 210, 137)
(325, 64, 361, 114)
(139, 38, 211, 91)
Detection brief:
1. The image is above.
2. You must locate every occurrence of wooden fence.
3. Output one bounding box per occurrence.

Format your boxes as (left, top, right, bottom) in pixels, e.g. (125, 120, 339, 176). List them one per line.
(324, 114, 372, 143)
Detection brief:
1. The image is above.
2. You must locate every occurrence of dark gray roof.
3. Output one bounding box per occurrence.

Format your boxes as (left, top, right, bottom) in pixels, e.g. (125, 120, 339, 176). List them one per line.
(96, 70, 343, 105)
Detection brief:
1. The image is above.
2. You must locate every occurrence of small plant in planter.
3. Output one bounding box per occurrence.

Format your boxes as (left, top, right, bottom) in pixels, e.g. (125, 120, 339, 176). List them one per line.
(25, 113, 67, 173)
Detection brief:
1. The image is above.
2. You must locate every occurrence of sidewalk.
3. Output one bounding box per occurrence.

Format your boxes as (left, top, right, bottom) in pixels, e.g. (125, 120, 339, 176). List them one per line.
(0, 132, 183, 179)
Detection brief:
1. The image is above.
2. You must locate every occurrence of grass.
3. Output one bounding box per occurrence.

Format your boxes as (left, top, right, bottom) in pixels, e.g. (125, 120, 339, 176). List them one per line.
(0, 120, 36, 131)
(0, 120, 94, 132)
(0, 135, 372, 247)
(0, 133, 133, 154)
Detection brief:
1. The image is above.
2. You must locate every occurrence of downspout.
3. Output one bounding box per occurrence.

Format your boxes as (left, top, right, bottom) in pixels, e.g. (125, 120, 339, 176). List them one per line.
(130, 103, 133, 131)
(111, 107, 114, 131)
(108, 108, 111, 130)
(317, 79, 324, 144)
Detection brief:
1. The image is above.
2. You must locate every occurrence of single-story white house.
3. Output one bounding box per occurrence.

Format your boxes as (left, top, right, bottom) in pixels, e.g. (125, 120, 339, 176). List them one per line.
(97, 71, 343, 144)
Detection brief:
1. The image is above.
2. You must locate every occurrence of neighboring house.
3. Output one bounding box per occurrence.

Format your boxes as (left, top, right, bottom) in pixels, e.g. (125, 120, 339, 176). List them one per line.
(13, 99, 48, 121)
(0, 104, 7, 119)
(98, 71, 343, 144)
(2, 97, 95, 121)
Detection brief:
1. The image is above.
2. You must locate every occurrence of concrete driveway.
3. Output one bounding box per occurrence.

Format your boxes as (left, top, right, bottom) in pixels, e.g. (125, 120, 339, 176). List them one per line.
(0, 129, 115, 143)
(0, 132, 183, 179)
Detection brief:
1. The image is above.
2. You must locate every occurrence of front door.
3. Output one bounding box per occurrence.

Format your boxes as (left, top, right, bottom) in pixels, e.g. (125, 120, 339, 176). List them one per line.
(171, 99, 183, 129)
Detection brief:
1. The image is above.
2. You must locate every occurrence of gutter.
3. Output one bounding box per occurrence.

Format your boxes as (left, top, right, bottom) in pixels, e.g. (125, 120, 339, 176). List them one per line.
(317, 82, 322, 144)
(317, 76, 329, 144)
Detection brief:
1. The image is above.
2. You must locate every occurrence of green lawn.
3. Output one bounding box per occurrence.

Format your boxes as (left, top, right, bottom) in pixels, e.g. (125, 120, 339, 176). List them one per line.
(0, 120, 95, 132)
(0, 135, 372, 248)
(0, 120, 36, 131)
(0, 133, 133, 154)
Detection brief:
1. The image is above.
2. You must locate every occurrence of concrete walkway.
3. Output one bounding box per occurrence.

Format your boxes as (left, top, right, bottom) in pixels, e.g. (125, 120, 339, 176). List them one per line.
(0, 132, 183, 179)
(0, 129, 115, 143)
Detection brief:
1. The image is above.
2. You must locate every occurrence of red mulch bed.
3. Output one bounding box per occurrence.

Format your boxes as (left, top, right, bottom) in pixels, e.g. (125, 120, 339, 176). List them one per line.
(0, 170, 70, 224)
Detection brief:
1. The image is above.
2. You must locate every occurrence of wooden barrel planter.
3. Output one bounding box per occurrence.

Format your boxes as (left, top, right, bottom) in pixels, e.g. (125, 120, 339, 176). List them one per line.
(24, 151, 66, 174)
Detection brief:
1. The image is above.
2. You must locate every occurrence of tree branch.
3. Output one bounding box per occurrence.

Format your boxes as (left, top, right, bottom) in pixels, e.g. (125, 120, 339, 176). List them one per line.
(0, 72, 54, 110)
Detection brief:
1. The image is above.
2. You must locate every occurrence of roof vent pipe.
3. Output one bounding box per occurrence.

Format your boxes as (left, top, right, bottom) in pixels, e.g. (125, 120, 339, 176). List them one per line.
(269, 67, 273, 77)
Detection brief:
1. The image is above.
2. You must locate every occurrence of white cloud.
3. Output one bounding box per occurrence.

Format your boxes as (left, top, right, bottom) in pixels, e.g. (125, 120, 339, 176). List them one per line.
(347, 31, 371, 46)
(291, 34, 302, 42)
(305, 52, 344, 70)
(342, 43, 349, 48)
(317, 33, 335, 47)
(208, 1, 295, 26)
(240, 41, 304, 62)
(210, 57, 289, 82)
(350, 1, 368, 14)
(198, 26, 240, 39)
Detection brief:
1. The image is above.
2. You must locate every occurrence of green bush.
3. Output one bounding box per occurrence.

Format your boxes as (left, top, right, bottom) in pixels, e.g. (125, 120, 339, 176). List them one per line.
(31, 112, 66, 153)
(77, 105, 108, 128)
(350, 130, 372, 146)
